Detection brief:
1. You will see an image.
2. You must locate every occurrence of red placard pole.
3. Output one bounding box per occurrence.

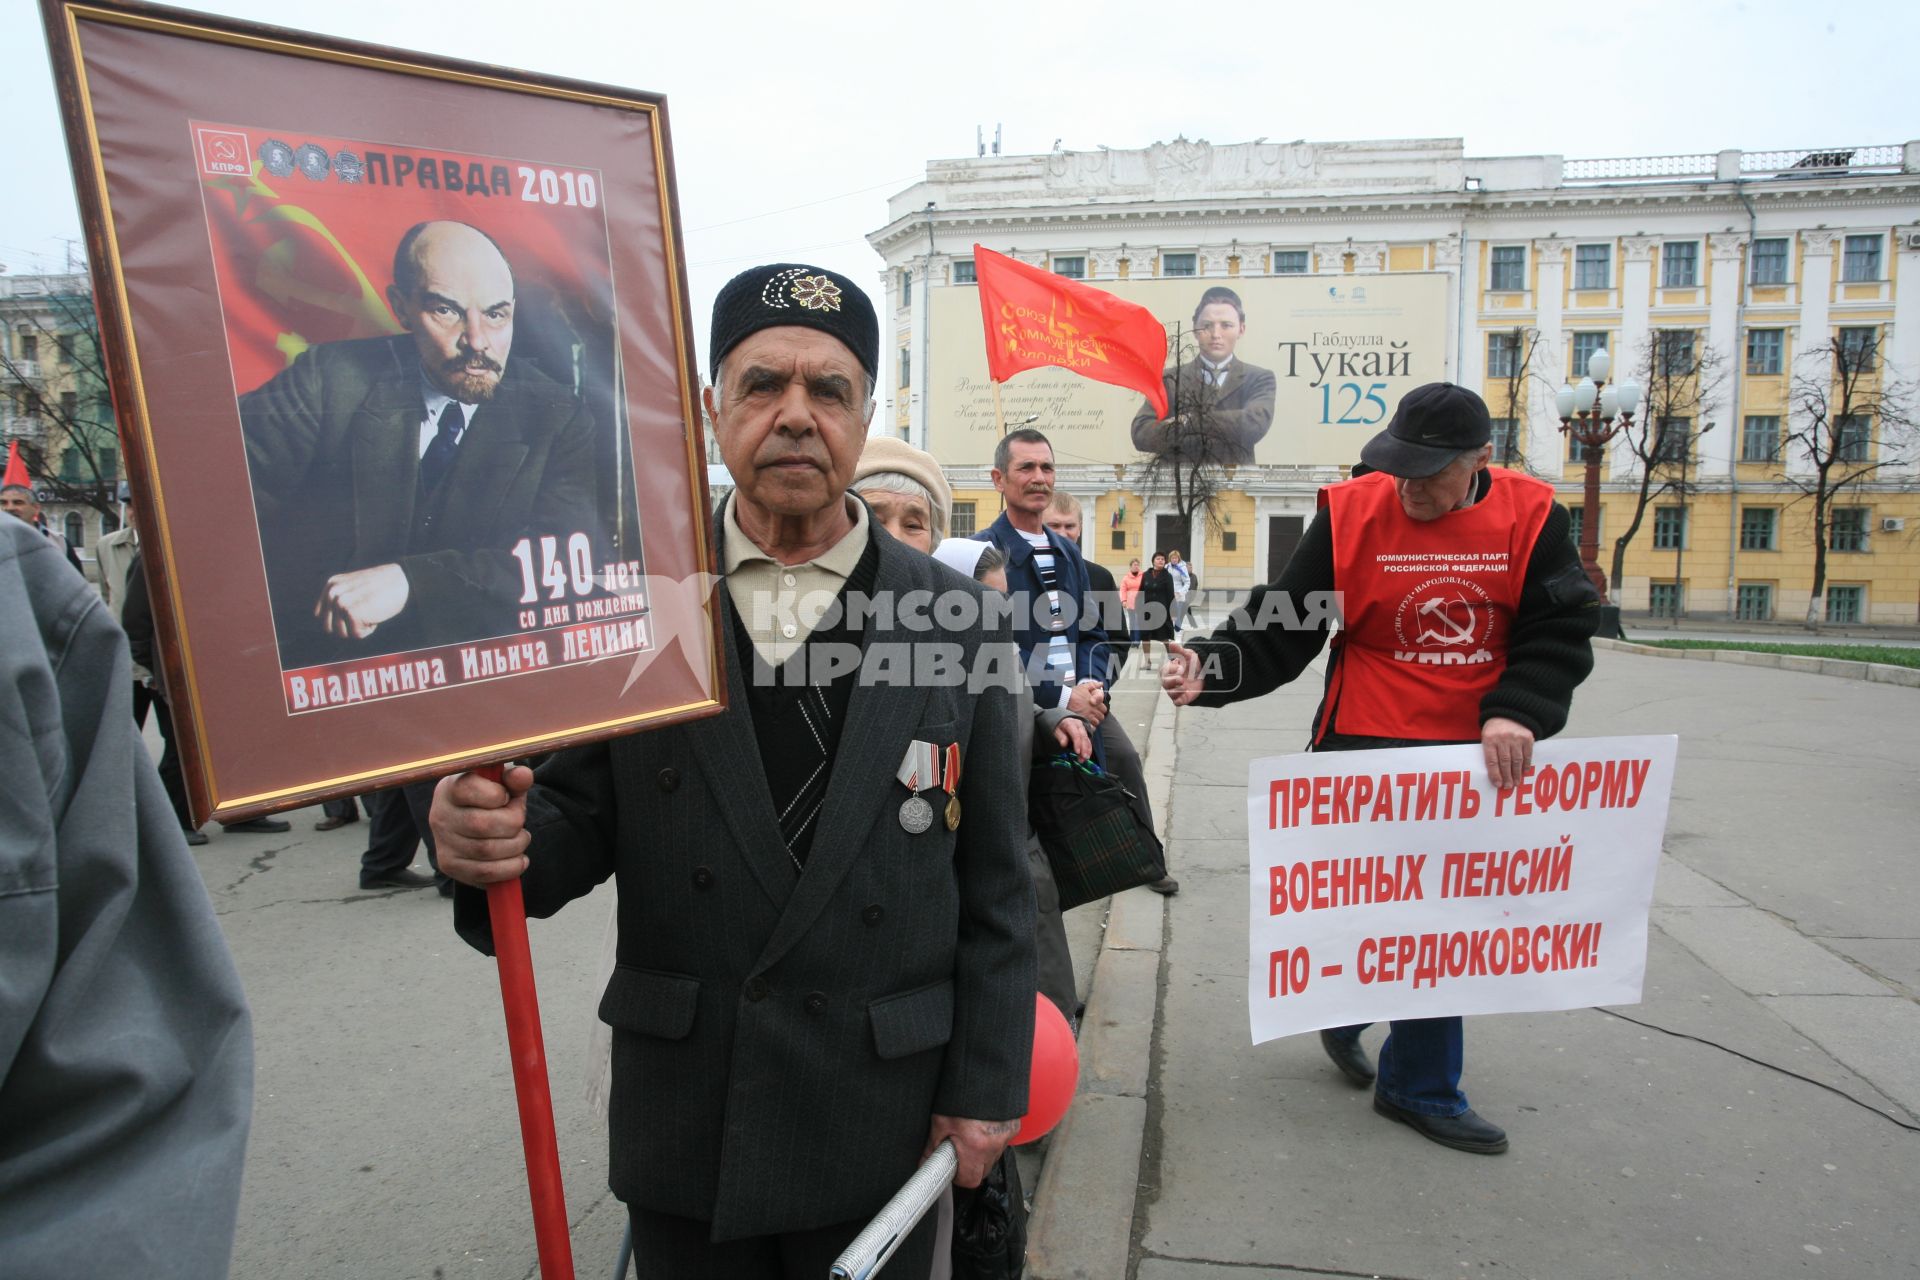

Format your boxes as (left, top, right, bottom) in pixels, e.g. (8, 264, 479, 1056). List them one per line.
(475, 763, 575, 1280)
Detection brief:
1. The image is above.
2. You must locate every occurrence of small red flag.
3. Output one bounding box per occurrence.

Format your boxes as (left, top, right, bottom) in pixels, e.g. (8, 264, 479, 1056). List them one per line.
(3, 440, 31, 490)
(974, 246, 1168, 418)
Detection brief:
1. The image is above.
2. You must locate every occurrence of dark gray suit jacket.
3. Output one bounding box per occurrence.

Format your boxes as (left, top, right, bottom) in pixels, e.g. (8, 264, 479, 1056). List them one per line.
(1130, 355, 1278, 465)
(239, 334, 596, 667)
(456, 529, 1035, 1239)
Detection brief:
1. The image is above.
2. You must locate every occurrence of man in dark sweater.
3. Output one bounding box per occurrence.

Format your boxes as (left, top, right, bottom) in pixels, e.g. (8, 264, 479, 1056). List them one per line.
(432, 264, 1033, 1277)
(1161, 383, 1600, 1154)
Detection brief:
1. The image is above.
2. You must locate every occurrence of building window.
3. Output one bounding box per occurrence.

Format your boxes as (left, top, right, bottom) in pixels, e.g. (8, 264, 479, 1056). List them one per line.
(1110, 529, 1126, 551)
(1837, 326, 1878, 373)
(1656, 330, 1696, 376)
(1836, 415, 1870, 462)
(1052, 255, 1086, 280)
(1490, 417, 1520, 462)
(1827, 584, 1864, 624)
(65, 512, 84, 549)
(1653, 417, 1692, 464)
(1746, 328, 1783, 375)
(1486, 331, 1522, 378)
(1490, 245, 1527, 291)
(1272, 249, 1309, 274)
(1841, 234, 1883, 282)
(18, 334, 37, 362)
(1574, 243, 1611, 290)
(57, 333, 76, 362)
(60, 390, 78, 419)
(1648, 582, 1681, 618)
(1742, 415, 1781, 462)
(952, 259, 976, 285)
(900, 270, 911, 307)
(1221, 531, 1238, 552)
(1828, 508, 1870, 552)
(1162, 252, 1197, 277)
(898, 348, 910, 389)
(1567, 504, 1595, 546)
(1570, 332, 1609, 379)
(1750, 237, 1789, 284)
(1739, 507, 1778, 551)
(949, 501, 976, 539)
(1566, 428, 1592, 463)
(1661, 241, 1699, 287)
(1652, 506, 1686, 550)
(99, 446, 117, 482)
(60, 446, 86, 482)
(1736, 583, 1773, 621)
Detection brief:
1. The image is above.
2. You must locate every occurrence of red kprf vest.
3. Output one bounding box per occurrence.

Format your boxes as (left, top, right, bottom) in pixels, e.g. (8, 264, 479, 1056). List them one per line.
(1318, 467, 1555, 743)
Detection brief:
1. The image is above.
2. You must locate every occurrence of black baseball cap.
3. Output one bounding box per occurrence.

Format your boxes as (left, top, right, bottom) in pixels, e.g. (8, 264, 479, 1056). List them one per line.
(1358, 383, 1493, 478)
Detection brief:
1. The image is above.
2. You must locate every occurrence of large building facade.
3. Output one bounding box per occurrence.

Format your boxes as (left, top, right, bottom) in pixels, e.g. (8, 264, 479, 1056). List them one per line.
(868, 137, 1920, 624)
(2, 271, 121, 574)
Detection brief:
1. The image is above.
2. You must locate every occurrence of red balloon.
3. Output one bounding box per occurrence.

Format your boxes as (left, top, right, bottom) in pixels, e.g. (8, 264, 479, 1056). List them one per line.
(1013, 993, 1078, 1145)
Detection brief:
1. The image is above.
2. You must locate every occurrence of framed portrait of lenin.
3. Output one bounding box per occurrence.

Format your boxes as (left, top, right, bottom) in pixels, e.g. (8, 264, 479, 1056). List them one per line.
(42, 0, 723, 822)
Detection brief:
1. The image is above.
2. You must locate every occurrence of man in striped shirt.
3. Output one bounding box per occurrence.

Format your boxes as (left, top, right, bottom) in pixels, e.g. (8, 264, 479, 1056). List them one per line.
(978, 428, 1111, 764)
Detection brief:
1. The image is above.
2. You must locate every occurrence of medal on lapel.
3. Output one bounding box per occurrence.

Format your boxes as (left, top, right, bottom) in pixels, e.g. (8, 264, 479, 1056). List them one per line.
(942, 742, 962, 831)
(896, 740, 938, 834)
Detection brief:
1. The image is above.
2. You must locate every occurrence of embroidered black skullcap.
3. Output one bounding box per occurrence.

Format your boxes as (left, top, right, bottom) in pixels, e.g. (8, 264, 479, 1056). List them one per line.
(709, 263, 878, 382)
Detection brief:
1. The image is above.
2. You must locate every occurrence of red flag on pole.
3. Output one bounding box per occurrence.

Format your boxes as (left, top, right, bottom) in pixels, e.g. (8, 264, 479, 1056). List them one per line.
(3, 440, 31, 490)
(974, 246, 1168, 418)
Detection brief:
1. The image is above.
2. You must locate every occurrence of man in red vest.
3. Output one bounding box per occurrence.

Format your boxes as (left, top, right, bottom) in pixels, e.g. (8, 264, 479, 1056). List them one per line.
(1160, 383, 1600, 1154)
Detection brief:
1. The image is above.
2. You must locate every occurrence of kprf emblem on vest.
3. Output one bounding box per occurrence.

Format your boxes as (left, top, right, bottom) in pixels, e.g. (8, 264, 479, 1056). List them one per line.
(1392, 575, 1495, 666)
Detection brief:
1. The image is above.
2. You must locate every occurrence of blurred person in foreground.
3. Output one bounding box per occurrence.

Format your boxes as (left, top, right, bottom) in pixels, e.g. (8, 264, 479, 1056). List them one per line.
(0, 518, 252, 1278)
(1161, 383, 1599, 1155)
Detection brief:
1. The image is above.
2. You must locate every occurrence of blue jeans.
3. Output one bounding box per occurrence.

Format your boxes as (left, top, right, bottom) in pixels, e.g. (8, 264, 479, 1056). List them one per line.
(1327, 1016, 1466, 1116)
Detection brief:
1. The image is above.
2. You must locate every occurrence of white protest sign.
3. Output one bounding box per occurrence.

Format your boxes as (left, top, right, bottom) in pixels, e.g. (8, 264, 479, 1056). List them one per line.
(1246, 736, 1677, 1045)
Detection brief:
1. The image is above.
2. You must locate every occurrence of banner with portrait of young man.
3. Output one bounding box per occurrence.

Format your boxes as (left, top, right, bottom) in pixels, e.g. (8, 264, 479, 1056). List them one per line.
(43, 1, 722, 822)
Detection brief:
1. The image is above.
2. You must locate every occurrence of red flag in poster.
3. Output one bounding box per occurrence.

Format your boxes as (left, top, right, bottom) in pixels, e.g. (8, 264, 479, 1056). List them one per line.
(974, 245, 1168, 418)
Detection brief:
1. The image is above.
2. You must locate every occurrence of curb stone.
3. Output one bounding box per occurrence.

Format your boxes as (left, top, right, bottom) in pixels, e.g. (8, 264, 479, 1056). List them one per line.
(1025, 695, 1174, 1280)
(1595, 635, 1920, 687)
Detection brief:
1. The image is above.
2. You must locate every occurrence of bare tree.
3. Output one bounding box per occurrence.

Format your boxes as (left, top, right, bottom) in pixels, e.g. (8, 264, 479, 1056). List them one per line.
(1486, 325, 1556, 476)
(1134, 322, 1232, 549)
(0, 290, 120, 520)
(1606, 329, 1728, 592)
(1781, 331, 1916, 626)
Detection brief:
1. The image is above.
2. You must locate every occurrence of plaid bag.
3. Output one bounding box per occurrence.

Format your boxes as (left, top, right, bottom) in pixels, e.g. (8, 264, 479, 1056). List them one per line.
(1028, 752, 1166, 912)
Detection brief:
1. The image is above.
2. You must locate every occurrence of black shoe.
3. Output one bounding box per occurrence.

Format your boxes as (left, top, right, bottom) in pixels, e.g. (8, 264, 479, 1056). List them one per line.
(1147, 876, 1180, 896)
(182, 828, 209, 847)
(1319, 1030, 1375, 1088)
(314, 815, 359, 832)
(1372, 1095, 1508, 1154)
(223, 817, 292, 835)
(360, 868, 436, 891)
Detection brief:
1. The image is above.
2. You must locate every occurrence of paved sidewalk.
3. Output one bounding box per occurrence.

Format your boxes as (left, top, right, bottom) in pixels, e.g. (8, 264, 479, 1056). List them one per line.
(1034, 648, 1920, 1279)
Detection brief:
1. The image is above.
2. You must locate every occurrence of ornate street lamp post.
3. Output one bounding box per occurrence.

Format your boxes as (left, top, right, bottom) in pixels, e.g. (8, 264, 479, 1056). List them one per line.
(1554, 349, 1640, 623)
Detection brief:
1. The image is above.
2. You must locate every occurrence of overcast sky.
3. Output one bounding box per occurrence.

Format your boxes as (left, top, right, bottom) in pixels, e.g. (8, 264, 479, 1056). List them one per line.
(2, 0, 1915, 352)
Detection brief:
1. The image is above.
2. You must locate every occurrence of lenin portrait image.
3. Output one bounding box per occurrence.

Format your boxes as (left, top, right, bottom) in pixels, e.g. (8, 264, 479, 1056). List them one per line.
(1130, 284, 1278, 466)
(239, 220, 600, 669)
(191, 122, 641, 684)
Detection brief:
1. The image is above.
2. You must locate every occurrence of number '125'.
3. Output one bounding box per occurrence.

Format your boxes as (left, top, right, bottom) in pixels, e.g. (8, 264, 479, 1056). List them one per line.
(1320, 381, 1389, 425)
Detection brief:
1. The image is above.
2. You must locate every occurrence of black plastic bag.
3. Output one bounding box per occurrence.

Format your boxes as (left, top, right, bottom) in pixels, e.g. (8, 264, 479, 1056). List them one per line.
(950, 1147, 1026, 1280)
(1028, 751, 1166, 911)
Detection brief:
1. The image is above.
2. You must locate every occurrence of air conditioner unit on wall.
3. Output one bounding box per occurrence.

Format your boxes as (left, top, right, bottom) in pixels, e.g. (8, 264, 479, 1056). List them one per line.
(1906, 232, 1920, 251)
(1882, 517, 1906, 532)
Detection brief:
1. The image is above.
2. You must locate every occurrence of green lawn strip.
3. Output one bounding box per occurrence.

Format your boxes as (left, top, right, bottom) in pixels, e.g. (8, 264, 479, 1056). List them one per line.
(1629, 639, 1920, 670)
